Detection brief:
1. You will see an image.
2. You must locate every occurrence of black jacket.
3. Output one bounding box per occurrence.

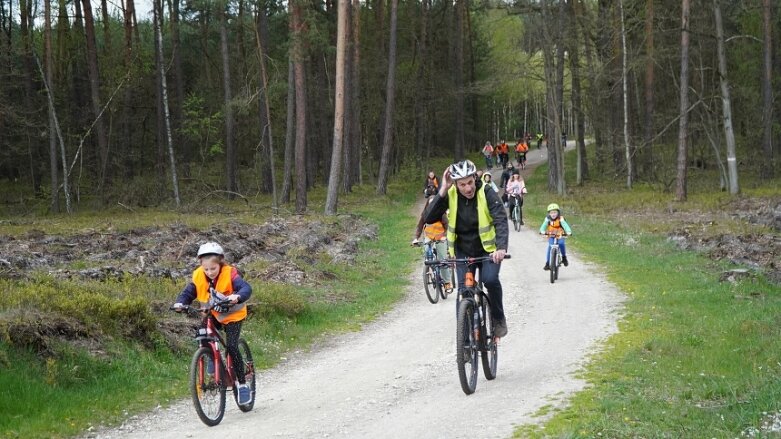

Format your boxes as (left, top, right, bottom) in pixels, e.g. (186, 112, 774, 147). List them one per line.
(423, 179, 508, 256)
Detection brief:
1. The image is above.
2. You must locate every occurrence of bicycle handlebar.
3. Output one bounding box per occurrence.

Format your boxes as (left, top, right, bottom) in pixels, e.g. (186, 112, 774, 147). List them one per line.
(425, 254, 511, 266)
(170, 298, 235, 313)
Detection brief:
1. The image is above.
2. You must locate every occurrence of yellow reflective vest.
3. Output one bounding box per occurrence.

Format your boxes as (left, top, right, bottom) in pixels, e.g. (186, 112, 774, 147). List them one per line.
(446, 185, 497, 257)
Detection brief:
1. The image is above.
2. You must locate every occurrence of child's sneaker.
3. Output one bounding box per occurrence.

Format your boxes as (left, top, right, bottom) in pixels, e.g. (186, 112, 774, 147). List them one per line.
(543, 263, 550, 271)
(562, 257, 569, 267)
(238, 383, 252, 405)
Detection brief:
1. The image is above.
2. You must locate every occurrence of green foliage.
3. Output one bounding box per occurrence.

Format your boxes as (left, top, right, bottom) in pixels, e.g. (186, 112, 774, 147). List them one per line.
(514, 147, 781, 437)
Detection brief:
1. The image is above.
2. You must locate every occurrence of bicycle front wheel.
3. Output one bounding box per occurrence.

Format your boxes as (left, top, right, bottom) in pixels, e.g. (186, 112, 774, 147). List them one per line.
(456, 299, 479, 395)
(549, 247, 558, 284)
(423, 265, 439, 304)
(513, 206, 521, 232)
(480, 301, 498, 380)
(190, 347, 226, 426)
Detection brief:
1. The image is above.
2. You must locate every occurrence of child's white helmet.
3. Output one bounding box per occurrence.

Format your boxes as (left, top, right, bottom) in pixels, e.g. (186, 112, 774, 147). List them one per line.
(197, 242, 224, 257)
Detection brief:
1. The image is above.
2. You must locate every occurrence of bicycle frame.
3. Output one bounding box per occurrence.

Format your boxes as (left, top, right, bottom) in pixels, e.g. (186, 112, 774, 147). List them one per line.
(197, 314, 237, 388)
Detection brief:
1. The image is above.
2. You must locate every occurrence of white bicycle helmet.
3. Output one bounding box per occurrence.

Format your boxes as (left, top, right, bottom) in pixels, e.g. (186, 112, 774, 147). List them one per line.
(449, 160, 477, 180)
(197, 242, 225, 258)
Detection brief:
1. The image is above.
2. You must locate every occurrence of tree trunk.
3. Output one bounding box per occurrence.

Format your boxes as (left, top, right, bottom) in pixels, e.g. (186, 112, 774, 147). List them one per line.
(169, 0, 187, 164)
(291, 0, 308, 213)
(350, 0, 363, 187)
(453, 0, 465, 161)
(619, 0, 632, 189)
(675, 0, 691, 201)
(254, 2, 278, 212)
(760, 0, 774, 178)
(45, 0, 59, 212)
(325, 0, 349, 215)
(218, 1, 237, 196)
(81, 0, 110, 191)
(713, 0, 739, 194)
(100, 0, 112, 56)
(642, 0, 655, 177)
(155, 0, 181, 207)
(570, 0, 588, 184)
(281, 59, 295, 204)
(375, 0, 399, 195)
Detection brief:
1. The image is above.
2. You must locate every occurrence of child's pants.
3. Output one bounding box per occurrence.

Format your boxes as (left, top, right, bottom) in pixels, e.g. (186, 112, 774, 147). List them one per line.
(546, 237, 567, 264)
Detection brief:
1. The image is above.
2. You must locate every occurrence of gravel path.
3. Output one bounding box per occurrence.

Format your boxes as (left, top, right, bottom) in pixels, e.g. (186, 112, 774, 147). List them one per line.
(87, 144, 624, 439)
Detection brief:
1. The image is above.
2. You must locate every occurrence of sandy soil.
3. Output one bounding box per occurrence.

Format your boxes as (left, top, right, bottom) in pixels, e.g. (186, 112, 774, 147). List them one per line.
(86, 144, 624, 439)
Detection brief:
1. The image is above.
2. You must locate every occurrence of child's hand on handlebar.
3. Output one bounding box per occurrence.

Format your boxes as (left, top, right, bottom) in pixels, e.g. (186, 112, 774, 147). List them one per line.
(226, 294, 240, 304)
(172, 302, 184, 312)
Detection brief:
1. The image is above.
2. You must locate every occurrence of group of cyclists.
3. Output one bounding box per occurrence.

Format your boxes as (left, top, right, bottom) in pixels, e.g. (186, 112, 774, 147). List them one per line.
(482, 137, 532, 171)
(413, 142, 572, 341)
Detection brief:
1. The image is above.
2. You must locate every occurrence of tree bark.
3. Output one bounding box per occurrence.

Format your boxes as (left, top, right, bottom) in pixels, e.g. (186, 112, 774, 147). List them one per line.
(45, 0, 59, 212)
(713, 0, 739, 194)
(291, 0, 308, 213)
(155, 0, 181, 207)
(675, 0, 691, 201)
(570, 0, 588, 184)
(375, 0, 399, 195)
(619, 0, 632, 189)
(218, 1, 238, 196)
(325, 0, 349, 215)
(281, 59, 295, 204)
(81, 0, 111, 191)
(254, 2, 278, 212)
(169, 0, 187, 163)
(453, 0, 465, 161)
(760, 0, 774, 178)
(349, 0, 363, 187)
(642, 0, 655, 177)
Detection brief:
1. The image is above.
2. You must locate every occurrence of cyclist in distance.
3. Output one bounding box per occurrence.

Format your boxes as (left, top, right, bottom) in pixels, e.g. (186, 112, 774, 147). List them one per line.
(502, 173, 527, 224)
(173, 242, 253, 405)
(539, 204, 573, 271)
(424, 160, 510, 338)
(412, 190, 453, 291)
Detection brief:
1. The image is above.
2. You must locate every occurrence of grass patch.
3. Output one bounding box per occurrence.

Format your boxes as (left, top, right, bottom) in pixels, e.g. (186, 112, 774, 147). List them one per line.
(514, 145, 781, 437)
(0, 163, 446, 438)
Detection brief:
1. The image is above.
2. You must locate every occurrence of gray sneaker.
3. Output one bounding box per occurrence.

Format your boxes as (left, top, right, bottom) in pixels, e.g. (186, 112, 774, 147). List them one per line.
(494, 321, 508, 338)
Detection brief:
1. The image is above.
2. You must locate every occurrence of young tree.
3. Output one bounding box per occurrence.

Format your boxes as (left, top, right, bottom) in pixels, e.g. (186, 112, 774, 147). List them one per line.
(45, 0, 59, 212)
(325, 0, 349, 215)
(760, 0, 774, 179)
(675, 0, 691, 201)
(713, 0, 739, 194)
(281, 60, 295, 204)
(376, 0, 399, 195)
(254, 2, 278, 212)
(218, 1, 238, 197)
(643, 0, 655, 176)
(154, 0, 181, 207)
(619, 0, 632, 189)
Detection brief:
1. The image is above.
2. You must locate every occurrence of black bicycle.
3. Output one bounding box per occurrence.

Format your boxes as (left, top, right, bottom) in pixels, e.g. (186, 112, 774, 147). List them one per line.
(429, 254, 511, 395)
(417, 240, 452, 304)
(544, 232, 568, 284)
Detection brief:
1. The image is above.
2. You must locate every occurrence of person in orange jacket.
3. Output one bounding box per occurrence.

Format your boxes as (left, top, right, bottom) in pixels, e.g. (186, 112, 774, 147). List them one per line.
(173, 242, 253, 405)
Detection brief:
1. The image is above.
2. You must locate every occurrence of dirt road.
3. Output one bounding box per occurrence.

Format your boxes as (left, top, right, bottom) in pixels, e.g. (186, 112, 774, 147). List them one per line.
(90, 145, 623, 439)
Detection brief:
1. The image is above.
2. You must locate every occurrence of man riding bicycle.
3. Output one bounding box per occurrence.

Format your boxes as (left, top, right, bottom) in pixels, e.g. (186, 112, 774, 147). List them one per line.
(423, 159, 509, 338)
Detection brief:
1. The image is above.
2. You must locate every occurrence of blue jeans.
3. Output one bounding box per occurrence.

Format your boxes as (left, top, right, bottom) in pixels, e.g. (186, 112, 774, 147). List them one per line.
(454, 249, 505, 324)
(484, 155, 493, 169)
(546, 237, 567, 264)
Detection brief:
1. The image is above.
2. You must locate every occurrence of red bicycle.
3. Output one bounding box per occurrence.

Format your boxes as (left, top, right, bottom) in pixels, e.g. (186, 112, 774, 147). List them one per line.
(171, 299, 256, 426)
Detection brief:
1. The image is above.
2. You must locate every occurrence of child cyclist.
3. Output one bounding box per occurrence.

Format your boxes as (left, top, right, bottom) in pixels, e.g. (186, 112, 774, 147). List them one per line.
(538, 203, 572, 271)
(173, 242, 253, 405)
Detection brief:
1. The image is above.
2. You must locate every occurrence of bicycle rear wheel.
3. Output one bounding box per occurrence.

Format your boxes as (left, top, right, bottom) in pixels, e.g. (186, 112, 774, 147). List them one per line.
(423, 266, 439, 304)
(513, 206, 521, 232)
(480, 301, 498, 380)
(233, 338, 256, 411)
(190, 347, 226, 426)
(549, 248, 558, 284)
(435, 267, 446, 300)
(456, 299, 479, 395)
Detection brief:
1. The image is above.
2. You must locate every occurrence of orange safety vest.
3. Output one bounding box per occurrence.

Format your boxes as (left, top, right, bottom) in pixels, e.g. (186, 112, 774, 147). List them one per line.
(516, 142, 529, 153)
(192, 265, 247, 324)
(424, 221, 446, 241)
(546, 217, 565, 234)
